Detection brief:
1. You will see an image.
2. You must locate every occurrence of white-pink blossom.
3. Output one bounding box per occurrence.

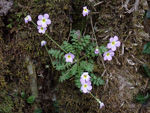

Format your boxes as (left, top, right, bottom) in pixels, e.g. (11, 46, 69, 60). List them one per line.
(80, 72, 91, 84)
(41, 40, 46, 46)
(99, 101, 104, 109)
(107, 36, 121, 51)
(81, 80, 92, 93)
(65, 53, 75, 63)
(37, 14, 51, 28)
(37, 26, 47, 34)
(24, 15, 32, 23)
(103, 50, 114, 61)
(82, 6, 90, 16)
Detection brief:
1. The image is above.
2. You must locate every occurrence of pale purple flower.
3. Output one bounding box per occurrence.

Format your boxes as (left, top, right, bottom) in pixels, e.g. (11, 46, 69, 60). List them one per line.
(103, 50, 114, 61)
(82, 6, 90, 16)
(81, 80, 92, 93)
(37, 14, 51, 28)
(37, 26, 47, 34)
(24, 15, 32, 23)
(41, 40, 46, 46)
(80, 72, 91, 84)
(107, 36, 121, 51)
(99, 101, 104, 109)
(65, 53, 75, 63)
(95, 48, 99, 54)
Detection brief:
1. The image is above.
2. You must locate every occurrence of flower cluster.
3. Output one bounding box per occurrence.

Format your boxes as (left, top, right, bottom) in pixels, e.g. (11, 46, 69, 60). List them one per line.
(65, 53, 75, 63)
(82, 6, 90, 16)
(37, 14, 51, 34)
(80, 72, 92, 93)
(103, 36, 121, 61)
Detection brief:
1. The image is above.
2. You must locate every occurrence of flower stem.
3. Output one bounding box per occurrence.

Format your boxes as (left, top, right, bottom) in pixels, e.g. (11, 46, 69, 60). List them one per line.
(45, 45, 55, 68)
(45, 33, 67, 53)
(89, 92, 99, 103)
(77, 51, 80, 76)
(31, 21, 37, 27)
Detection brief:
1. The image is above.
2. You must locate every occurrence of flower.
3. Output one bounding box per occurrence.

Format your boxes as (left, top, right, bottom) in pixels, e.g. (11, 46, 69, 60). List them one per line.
(65, 53, 75, 63)
(103, 50, 114, 61)
(99, 101, 104, 109)
(81, 80, 92, 93)
(82, 6, 90, 16)
(95, 48, 99, 54)
(37, 14, 51, 28)
(24, 15, 32, 23)
(41, 40, 46, 46)
(37, 26, 47, 34)
(107, 36, 121, 51)
(80, 72, 91, 84)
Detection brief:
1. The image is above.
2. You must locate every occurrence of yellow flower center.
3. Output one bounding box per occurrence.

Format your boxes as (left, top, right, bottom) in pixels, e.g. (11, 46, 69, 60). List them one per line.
(41, 27, 44, 30)
(106, 53, 110, 56)
(112, 41, 115, 45)
(84, 84, 87, 88)
(84, 9, 87, 12)
(84, 75, 87, 78)
(26, 17, 28, 19)
(67, 55, 71, 58)
(42, 19, 46, 22)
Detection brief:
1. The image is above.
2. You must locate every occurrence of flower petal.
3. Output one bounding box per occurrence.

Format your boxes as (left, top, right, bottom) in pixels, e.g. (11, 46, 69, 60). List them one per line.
(46, 19, 51, 25)
(114, 36, 118, 41)
(111, 46, 116, 51)
(44, 14, 49, 19)
(109, 37, 114, 42)
(37, 21, 42, 25)
(116, 41, 121, 47)
(88, 85, 92, 90)
(38, 15, 43, 20)
(107, 43, 112, 49)
(107, 56, 112, 61)
(104, 56, 107, 61)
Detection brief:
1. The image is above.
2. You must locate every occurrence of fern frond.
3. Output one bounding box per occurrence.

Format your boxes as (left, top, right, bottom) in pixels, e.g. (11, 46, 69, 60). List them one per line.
(48, 48, 65, 59)
(59, 64, 77, 82)
(91, 73, 104, 86)
(80, 61, 94, 72)
(61, 41, 75, 54)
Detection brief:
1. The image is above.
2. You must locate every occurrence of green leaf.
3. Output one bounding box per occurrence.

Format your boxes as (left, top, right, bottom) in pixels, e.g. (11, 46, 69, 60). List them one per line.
(27, 96, 35, 104)
(45, 65, 49, 68)
(21, 92, 26, 98)
(143, 65, 150, 77)
(6, 23, 12, 28)
(143, 42, 150, 54)
(136, 93, 150, 104)
(99, 46, 108, 55)
(146, 10, 150, 19)
(70, 64, 77, 75)
(34, 108, 42, 113)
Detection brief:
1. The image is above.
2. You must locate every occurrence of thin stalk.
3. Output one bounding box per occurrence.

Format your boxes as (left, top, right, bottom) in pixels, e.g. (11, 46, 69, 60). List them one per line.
(89, 92, 99, 103)
(31, 21, 37, 27)
(45, 45, 54, 68)
(77, 51, 80, 76)
(80, 16, 89, 36)
(45, 33, 67, 53)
